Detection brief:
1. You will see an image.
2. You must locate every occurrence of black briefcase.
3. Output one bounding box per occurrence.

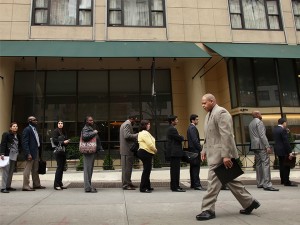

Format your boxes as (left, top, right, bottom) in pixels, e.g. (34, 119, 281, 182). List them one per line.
(38, 160, 47, 175)
(214, 158, 244, 185)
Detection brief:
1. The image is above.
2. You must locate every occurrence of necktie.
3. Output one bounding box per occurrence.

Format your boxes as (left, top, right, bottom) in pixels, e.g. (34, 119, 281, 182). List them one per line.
(32, 127, 40, 147)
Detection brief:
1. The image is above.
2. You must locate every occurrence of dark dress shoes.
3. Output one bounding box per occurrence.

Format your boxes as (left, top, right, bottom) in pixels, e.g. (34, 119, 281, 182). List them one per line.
(123, 186, 136, 190)
(194, 186, 206, 191)
(60, 186, 68, 189)
(140, 189, 152, 193)
(85, 188, 97, 193)
(7, 187, 16, 191)
(196, 210, 216, 221)
(263, 187, 279, 191)
(1, 189, 9, 193)
(54, 187, 62, 190)
(129, 184, 138, 188)
(33, 185, 46, 189)
(148, 187, 154, 191)
(172, 188, 186, 192)
(240, 200, 261, 215)
(284, 182, 298, 187)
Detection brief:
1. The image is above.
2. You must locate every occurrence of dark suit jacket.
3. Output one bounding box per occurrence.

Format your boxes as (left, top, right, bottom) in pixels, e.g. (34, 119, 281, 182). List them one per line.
(22, 125, 40, 160)
(273, 125, 291, 156)
(0, 132, 22, 156)
(166, 125, 184, 158)
(187, 124, 202, 153)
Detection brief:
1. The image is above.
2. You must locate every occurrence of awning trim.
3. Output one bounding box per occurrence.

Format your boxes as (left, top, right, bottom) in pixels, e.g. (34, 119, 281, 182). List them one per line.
(0, 41, 211, 58)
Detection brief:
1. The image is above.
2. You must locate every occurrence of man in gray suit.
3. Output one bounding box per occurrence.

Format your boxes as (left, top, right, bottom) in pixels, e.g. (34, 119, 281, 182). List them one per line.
(120, 115, 138, 190)
(196, 94, 260, 221)
(249, 111, 279, 191)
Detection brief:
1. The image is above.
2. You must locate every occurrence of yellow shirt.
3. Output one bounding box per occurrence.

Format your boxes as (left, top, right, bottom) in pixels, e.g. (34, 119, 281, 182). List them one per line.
(138, 130, 157, 154)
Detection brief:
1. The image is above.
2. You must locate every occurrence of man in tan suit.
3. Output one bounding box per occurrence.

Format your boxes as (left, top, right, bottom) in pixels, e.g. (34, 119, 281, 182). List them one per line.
(196, 94, 260, 221)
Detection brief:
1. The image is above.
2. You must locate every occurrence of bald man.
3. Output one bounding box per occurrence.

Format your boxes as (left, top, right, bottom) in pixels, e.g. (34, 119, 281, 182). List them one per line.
(249, 111, 279, 191)
(196, 94, 260, 221)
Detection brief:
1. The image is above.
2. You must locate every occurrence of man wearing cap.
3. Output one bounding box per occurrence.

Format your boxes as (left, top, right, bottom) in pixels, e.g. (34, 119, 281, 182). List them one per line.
(273, 118, 297, 187)
(249, 111, 279, 191)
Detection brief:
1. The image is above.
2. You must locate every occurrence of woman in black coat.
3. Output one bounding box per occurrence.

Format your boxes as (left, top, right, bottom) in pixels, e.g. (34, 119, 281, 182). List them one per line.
(52, 120, 70, 190)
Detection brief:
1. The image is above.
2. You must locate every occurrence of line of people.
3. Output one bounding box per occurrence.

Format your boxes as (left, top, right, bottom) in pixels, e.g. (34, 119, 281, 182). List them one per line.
(0, 94, 297, 222)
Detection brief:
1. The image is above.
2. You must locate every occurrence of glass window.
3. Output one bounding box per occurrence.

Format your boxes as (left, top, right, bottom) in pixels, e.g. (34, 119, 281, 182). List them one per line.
(292, 0, 300, 30)
(278, 59, 299, 107)
(108, 0, 165, 27)
(229, 0, 281, 30)
(32, 0, 92, 26)
(253, 58, 278, 106)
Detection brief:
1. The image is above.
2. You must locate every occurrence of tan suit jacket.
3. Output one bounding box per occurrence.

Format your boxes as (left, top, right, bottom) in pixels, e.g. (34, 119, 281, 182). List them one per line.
(203, 104, 238, 166)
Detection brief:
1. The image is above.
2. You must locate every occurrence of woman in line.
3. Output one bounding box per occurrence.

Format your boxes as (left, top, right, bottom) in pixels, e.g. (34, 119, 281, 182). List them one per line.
(52, 120, 70, 190)
(137, 120, 157, 193)
(81, 116, 102, 193)
(0, 122, 22, 193)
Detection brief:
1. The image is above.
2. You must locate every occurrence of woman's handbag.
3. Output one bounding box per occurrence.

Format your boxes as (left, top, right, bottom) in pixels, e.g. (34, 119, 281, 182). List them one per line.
(79, 135, 97, 154)
(50, 138, 65, 154)
(38, 160, 47, 174)
(181, 151, 199, 163)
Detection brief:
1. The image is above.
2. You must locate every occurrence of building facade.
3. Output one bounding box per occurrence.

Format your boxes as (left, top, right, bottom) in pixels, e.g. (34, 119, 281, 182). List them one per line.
(0, 0, 300, 164)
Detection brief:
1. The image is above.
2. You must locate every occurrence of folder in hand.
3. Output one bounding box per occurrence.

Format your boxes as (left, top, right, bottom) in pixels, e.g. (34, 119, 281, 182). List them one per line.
(214, 158, 244, 185)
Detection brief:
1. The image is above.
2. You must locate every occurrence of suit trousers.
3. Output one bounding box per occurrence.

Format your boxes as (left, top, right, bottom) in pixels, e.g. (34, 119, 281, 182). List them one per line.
(23, 157, 41, 189)
(254, 149, 273, 188)
(189, 156, 201, 188)
(278, 156, 291, 185)
(121, 155, 134, 187)
(54, 152, 66, 187)
(170, 157, 181, 190)
(137, 149, 153, 191)
(202, 164, 254, 212)
(83, 153, 95, 191)
(1, 160, 17, 189)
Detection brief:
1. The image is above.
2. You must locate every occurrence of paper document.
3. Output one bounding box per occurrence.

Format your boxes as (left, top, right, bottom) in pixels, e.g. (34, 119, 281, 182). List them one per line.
(0, 156, 10, 168)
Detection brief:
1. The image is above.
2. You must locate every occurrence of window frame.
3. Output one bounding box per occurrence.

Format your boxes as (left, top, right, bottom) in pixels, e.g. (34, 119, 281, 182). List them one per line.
(228, 0, 282, 30)
(32, 0, 93, 26)
(292, 0, 300, 30)
(107, 0, 166, 27)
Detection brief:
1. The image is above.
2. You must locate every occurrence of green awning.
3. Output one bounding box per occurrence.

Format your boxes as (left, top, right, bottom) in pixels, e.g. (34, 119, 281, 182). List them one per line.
(204, 43, 300, 59)
(0, 41, 210, 58)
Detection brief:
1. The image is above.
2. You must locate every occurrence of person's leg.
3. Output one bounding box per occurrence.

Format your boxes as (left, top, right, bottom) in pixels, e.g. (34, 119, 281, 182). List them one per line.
(1, 164, 9, 190)
(259, 150, 272, 188)
(32, 156, 41, 188)
(6, 160, 16, 189)
(54, 153, 64, 187)
(23, 160, 34, 189)
(278, 156, 286, 184)
(124, 155, 134, 186)
(83, 154, 92, 191)
(226, 180, 254, 209)
(190, 157, 201, 188)
(142, 153, 152, 190)
(254, 151, 263, 187)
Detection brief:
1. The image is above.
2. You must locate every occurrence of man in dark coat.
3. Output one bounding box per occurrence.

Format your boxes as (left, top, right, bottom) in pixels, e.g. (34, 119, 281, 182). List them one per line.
(273, 118, 297, 187)
(22, 116, 45, 191)
(166, 115, 185, 192)
(187, 114, 205, 190)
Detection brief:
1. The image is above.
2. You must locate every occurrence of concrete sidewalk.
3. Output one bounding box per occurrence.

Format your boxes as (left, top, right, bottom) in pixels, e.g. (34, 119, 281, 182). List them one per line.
(1, 168, 300, 225)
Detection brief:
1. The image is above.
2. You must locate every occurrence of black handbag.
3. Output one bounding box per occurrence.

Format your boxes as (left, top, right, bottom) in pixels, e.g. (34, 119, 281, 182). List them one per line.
(38, 160, 47, 174)
(283, 155, 296, 168)
(130, 141, 139, 155)
(181, 151, 199, 163)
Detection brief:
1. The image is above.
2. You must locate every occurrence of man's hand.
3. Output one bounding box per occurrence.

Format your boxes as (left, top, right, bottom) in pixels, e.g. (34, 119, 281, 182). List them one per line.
(201, 152, 206, 161)
(0, 155, 4, 160)
(266, 147, 272, 154)
(27, 154, 32, 161)
(223, 157, 233, 169)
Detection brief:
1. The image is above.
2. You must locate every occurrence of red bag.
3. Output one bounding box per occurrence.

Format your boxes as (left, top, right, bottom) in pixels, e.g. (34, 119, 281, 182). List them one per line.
(79, 136, 97, 154)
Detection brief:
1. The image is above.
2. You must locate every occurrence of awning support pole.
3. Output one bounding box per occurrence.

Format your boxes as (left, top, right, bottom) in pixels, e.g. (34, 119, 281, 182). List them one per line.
(192, 58, 212, 80)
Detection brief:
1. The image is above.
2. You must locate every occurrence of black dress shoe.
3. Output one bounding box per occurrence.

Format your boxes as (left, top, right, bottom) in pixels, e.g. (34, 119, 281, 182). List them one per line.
(257, 185, 263, 188)
(240, 200, 260, 215)
(54, 187, 62, 190)
(148, 187, 154, 191)
(194, 186, 206, 191)
(33, 185, 46, 189)
(1, 189, 9, 193)
(284, 183, 298, 187)
(172, 188, 186, 192)
(263, 187, 279, 191)
(60, 186, 68, 189)
(7, 187, 16, 191)
(140, 189, 152, 193)
(129, 184, 138, 188)
(22, 188, 35, 191)
(123, 186, 136, 190)
(196, 210, 216, 221)
(85, 188, 97, 193)
(221, 185, 229, 190)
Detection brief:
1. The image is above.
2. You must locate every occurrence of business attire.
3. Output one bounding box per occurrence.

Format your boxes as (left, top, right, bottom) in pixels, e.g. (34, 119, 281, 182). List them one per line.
(52, 128, 68, 189)
(22, 125, 43, 190)
(249, 118, 275, 190)
(166, 125, 184, 191)
(1, 132, 22, 192)
(200, 104, 256, 217)
(273, 125, 294, 186)
(81, 124, 102, 193)
(137, 130, 157, 193)
(119, 120, 138, 189)
(187, 123, 204, 190)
